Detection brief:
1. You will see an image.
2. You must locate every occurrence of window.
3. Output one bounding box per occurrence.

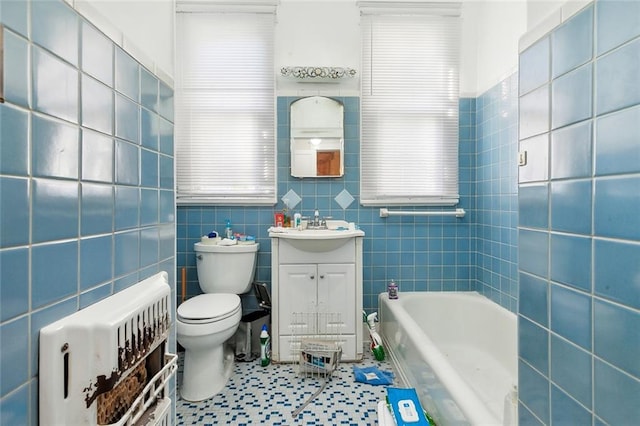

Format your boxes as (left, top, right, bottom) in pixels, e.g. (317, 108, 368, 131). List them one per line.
(359, 2, 461, 206)
(175, 4, 276, 205)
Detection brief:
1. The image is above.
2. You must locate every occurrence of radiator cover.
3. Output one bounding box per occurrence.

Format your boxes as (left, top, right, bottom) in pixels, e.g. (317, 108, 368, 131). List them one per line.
(39, 271, 175, 425)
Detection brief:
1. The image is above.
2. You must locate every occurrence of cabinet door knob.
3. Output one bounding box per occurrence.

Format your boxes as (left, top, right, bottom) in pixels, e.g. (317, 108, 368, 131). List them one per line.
(319, 275, 325, 279)
(309, 275, 315, 280)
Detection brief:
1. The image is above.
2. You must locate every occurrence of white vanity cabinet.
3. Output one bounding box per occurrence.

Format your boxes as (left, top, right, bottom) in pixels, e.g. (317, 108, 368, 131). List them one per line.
(270, 233, 363, 362)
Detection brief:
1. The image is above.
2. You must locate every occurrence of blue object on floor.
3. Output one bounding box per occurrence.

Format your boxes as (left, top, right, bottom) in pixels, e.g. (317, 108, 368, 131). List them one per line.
(352, 365, 394, 385)
(387, 387, 430, 425)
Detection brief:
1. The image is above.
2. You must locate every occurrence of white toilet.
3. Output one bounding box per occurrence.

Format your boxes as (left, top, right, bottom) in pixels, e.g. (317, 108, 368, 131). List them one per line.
(177, 242, 259, 401)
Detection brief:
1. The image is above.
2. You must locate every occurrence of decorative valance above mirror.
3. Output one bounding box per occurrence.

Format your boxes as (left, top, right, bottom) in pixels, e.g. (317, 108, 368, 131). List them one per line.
(290, 96, 344, 178)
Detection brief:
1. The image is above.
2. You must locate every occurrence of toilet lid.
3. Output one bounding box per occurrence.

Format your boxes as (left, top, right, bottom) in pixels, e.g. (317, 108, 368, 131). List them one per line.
(178, 294, 241, 323)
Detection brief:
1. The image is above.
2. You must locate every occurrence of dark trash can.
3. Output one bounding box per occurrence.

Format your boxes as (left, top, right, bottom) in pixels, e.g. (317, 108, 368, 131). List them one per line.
(234, 282, 271, 362)
(234, 310, 270, 362)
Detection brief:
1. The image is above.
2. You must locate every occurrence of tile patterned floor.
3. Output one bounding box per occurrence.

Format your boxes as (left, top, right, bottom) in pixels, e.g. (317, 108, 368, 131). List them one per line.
(176, 347, 397, 425)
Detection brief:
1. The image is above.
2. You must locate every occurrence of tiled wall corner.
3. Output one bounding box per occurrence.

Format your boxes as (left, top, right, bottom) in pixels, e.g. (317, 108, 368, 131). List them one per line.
(474, 73, 520, 312)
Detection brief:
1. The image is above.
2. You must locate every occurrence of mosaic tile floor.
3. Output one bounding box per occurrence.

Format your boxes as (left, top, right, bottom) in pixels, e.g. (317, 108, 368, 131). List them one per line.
(176, 346, 397, 425)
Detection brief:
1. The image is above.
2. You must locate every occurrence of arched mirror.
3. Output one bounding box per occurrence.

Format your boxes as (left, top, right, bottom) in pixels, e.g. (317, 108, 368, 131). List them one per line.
(290, 96, 344, 178)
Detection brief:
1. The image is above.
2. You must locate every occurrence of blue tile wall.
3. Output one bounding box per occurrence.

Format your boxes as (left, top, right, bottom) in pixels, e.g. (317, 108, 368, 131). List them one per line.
(0, 1, 175, 423)
(0, 316, 29, 396)
(551, 120, 592, 179)
(550, 233, 591, 292)
(0, 177, 30, 247)
(519, 359, 550, 425)
(31, 0, 79, 66)
(593, 238, 640, 310)
(32, 114, 80, 179)
(80, 235, 114, 290)
(519, 229, 549, 278)
(594, 176, 640, 240)
(32, 178, 79, 242)
(32, 46, 79, 123)
(551, 63, 592, 129)
(550, 284, 592, 350)
(595, 37, 640, 115)
(595, 105, 640, 175)
(82, 74, 114, 134)
(519, 271, 548, 327)
(81, 21, 114, 86)
(551, 4, 593, 78)
(595, 0, 640, 55)
(115, 47, 140, 102)
(81, 130, 114, 183)
(0, 248, 29, 322)
(550, 385, 592, 426)
(0, 0, 28, 38)
(474, 74, 519, 311)
(518, 1, 640, 423)
(550, 334, 592, 408)
(2, 29, 29, 108)
(594, 299, 640, 378)
(594, 360, 640, 425)
(81, 183, 114, 235)
(519, 184, 548, 230)
(519, 86, 550, 140)
(519, 36, 549, 96)
(0, 105, 29, 175)
(519, 316, 549, 375)
(550, 179, 592, 234)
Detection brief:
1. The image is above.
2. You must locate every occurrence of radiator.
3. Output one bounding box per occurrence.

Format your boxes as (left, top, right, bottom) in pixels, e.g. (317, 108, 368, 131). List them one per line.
(39, 271, 177, 426)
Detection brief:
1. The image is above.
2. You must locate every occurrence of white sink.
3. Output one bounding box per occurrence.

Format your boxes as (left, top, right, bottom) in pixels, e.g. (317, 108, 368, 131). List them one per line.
(269, 226, 364, 252)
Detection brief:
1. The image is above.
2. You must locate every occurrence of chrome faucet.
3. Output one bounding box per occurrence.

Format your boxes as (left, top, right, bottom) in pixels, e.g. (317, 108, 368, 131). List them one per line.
(306, 209, 332, 229)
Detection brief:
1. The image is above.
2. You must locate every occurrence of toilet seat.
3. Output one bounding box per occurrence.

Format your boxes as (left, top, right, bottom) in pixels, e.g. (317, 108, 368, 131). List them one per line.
(178, 294, 241, 325)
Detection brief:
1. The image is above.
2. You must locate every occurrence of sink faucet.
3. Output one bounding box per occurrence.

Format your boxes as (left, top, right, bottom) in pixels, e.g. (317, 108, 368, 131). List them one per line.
(307, 210, 332, 229)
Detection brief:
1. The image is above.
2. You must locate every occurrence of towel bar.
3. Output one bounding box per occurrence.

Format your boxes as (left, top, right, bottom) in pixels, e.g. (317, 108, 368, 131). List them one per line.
(379, 208, 466, 218)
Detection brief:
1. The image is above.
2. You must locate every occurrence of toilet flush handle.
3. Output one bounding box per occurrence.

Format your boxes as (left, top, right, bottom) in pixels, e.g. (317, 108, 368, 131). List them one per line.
(196, 254, 203, 260)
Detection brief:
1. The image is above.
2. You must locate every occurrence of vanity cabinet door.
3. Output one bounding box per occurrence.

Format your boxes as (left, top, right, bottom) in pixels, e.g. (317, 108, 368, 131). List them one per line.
(278, 264, 317, 336)
(278, 263, 358, 361)
(317, 263, 356, 334)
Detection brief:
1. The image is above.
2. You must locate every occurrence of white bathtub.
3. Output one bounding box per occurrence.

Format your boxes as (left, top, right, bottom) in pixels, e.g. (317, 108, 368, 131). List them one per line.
(379, 292, 517, 426)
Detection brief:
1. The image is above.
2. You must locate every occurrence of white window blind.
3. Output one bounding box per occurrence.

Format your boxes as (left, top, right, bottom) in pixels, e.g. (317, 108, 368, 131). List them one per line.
(360, 3, 461, 206)
(175, 8, 276, 205)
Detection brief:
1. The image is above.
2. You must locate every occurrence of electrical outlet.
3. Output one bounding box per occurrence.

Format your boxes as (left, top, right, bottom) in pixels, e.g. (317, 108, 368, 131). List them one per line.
(518, 151, 527, 166)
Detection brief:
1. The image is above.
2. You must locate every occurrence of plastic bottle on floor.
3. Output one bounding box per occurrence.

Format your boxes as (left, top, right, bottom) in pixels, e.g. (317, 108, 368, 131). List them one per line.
(260, 325, 271, 366)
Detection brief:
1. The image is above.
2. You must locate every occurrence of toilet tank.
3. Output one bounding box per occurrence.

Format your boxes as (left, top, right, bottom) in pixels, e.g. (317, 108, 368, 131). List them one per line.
(194, 243, 260, 294)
